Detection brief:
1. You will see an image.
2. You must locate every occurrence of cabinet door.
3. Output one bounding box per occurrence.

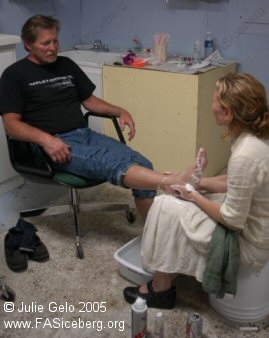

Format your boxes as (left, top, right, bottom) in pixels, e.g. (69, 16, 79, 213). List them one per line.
(0, 48, 16, 76)
(0, 47, 23, 193)
(103, 64, 236, 175)
(79, 65, 104, 134)
(103, 66, 199, 172)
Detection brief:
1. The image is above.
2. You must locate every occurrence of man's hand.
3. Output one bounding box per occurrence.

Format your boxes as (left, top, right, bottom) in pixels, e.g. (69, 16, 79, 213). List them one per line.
(42, 136, 71, 164)
(118, 109, 136, 141)
(82, 95, 136, 141)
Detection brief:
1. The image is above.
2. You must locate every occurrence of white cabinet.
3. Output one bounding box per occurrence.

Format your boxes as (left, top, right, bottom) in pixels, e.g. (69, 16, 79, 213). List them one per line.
(0, 35, 23, 195)
(79, 65, 104, 134)
(59, 50, 107, 134)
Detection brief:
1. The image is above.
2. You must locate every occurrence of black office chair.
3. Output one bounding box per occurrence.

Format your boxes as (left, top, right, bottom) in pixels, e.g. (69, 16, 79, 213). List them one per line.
(5, 112, 135, 259)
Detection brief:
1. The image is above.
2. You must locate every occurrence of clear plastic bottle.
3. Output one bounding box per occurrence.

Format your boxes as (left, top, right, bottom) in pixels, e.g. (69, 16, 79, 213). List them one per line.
(131, 297, 147, 338)
(194, 39, 202, 64)
(204, 31, 214, 59)
(132, 35, 142, 52)
(154, 311, 164, 338)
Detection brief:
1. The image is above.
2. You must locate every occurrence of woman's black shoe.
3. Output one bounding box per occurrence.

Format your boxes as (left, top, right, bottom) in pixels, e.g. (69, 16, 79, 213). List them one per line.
(123, 280, 176, 309)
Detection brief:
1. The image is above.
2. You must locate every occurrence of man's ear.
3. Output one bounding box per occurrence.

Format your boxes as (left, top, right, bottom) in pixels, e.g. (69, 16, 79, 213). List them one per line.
(24, 41, 32, 52)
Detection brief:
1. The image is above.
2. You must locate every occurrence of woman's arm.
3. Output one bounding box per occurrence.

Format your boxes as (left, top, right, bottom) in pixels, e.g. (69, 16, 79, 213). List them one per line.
(198, 174, 227, 193)
(189, 191, 239, 230)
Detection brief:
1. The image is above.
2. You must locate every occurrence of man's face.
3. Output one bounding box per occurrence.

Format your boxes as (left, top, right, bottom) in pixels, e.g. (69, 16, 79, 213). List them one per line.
(25, 27, 59, 65)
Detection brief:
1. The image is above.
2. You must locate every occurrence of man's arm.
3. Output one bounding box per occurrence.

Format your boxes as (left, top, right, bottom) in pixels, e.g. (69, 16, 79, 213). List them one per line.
(2, 113, 71, 164)
(82, 95, 136, 141)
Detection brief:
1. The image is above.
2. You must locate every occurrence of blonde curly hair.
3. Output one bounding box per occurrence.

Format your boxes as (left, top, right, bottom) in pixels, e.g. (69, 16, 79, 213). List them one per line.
(216, 73, 269, 139)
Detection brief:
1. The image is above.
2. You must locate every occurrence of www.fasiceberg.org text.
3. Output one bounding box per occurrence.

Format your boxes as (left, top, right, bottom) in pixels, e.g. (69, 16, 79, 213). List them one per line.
(3, 317, 125, 331)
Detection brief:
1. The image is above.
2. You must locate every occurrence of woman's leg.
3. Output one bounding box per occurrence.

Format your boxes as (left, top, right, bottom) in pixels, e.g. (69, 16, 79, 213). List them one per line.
(139, 271, 176, 293)
(134, 198, 154, 221)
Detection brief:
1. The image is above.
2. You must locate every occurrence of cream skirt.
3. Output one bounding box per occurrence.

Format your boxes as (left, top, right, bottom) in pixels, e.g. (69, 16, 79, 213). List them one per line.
(141, 194, 224, 282)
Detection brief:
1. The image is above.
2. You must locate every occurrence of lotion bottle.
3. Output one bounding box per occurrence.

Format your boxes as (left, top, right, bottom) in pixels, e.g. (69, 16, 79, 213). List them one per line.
(131, 297, 147, 338)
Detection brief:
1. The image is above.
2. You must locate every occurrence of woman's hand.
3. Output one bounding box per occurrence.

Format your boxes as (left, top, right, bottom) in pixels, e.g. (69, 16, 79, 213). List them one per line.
(170, 184, 197, 201)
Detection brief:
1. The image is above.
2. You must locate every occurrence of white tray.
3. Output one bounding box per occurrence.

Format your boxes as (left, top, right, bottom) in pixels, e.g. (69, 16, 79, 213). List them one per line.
(114, 237, 153, 285)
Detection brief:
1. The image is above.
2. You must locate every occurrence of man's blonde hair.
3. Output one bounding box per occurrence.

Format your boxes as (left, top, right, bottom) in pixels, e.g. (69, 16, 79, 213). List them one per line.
(21, 15, 60, 51)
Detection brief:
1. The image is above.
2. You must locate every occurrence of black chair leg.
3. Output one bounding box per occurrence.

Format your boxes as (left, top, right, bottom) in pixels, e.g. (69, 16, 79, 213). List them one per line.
(18, 187, 135, 260)
(69, 188, 84, 259)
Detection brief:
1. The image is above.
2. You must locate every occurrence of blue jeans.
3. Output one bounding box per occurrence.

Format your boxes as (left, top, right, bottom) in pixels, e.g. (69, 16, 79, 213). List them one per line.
(40, 128, 156, 199)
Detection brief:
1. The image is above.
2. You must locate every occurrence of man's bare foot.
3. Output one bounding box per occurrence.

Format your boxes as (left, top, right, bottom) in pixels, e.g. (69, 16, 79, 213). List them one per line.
(196, 147, 208, 170)
(159, 148, 207, 194)
(189, 147, 207, 188)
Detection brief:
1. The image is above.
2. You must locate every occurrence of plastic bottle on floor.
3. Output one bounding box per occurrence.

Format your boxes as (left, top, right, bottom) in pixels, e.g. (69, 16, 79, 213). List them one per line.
(131, 297, 147, 338)
(154, 311, 164, 338)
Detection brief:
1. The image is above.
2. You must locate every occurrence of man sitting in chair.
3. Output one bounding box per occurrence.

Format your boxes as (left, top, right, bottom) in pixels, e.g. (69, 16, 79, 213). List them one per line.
(0, 15, 199, 221)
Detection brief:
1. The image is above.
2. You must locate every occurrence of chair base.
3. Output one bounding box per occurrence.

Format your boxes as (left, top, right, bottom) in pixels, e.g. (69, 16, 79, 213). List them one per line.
(20, 202, 132, 218)
(0, 274, 16, 301)
(20, 187, 135, 259)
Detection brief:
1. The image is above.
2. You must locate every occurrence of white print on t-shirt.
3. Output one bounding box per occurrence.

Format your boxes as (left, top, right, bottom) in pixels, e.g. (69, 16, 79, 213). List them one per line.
(29, 75, 74, 89)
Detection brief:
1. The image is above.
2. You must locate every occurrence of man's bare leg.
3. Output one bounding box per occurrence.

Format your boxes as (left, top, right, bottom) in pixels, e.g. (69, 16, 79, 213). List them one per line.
(134, 198, 154, 221)
(123, 150, 207, 194)
(123, 148, 208, 219)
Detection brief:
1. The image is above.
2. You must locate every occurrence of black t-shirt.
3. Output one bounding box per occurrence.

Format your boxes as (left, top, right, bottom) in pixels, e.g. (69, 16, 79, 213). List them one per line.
(0, 56, 96, 134)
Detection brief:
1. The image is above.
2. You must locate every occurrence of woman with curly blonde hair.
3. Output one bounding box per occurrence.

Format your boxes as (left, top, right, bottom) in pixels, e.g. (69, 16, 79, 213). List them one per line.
(123, 73, 269, 309)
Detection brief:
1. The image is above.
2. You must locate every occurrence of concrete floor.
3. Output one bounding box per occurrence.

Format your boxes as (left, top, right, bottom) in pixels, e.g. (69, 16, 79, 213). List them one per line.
(0, 180, 269, 337)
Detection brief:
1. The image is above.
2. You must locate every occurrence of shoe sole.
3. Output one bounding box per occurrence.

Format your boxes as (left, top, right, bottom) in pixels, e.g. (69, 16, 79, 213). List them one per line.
(7, 262, 28, 273)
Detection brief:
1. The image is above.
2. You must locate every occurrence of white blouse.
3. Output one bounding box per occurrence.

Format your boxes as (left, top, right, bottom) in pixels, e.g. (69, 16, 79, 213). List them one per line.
(220, 132, 269, 268)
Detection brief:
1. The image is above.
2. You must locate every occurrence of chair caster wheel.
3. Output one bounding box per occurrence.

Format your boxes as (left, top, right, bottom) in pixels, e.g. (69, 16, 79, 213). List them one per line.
(2, 286, 16, 302)
(76, 244, 84, 259)
(126, 210, 136, 224)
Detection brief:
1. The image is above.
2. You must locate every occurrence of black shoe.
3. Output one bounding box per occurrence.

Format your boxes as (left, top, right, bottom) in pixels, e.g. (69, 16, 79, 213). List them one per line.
(29, 240, 49, 262)
(5, 234, 28, 272)
(123, 280, 176, 309)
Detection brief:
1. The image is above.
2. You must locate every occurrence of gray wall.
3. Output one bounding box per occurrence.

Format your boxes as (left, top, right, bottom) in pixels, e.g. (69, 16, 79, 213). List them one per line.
(1, 0, 269, 92)
(0, 0, 81, 57)
(80, 0, 269, 92)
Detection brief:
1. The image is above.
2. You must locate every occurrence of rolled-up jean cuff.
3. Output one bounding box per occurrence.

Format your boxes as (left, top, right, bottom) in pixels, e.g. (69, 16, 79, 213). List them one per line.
(117, 163, 157, 199)
(132, 188, 157, 199)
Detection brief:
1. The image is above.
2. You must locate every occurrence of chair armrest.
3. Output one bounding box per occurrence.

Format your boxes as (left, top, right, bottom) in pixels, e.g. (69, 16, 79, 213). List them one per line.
(84, 111, 126, 144)
(7, 137, 54, 178)
(6, 112, 126, 179)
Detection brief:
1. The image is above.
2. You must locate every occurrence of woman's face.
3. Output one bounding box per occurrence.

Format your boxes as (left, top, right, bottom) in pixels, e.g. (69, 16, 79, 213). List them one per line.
(212, 91, 231, 126)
